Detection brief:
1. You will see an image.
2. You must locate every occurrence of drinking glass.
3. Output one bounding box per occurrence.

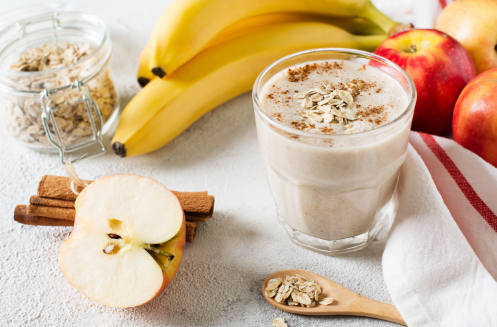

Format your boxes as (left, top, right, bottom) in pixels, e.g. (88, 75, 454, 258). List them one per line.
(253, 48, 416, 255)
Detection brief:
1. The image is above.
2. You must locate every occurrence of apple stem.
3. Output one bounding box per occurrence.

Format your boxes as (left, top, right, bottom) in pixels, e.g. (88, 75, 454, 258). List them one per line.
(410, 44, 417, 53)
(144, 245, 175, 262)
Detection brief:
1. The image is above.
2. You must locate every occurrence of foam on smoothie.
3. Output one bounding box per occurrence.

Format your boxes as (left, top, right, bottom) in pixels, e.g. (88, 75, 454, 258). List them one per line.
(260, 60, 408, 134)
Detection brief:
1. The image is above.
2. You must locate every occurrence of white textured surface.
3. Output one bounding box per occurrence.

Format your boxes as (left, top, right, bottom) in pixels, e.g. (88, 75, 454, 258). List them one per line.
(0, 1, 398, 326)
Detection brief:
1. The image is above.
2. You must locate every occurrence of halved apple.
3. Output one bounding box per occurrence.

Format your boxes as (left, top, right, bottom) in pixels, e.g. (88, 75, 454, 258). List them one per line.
(59, 174, 185, 308)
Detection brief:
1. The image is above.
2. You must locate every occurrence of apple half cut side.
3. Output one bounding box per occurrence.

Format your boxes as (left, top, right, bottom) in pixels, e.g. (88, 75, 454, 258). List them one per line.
(59, 174, 185, 308)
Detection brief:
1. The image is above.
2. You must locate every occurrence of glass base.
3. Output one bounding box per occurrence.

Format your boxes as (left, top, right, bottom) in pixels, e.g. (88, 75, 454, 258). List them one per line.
(277, 189, 398, 256)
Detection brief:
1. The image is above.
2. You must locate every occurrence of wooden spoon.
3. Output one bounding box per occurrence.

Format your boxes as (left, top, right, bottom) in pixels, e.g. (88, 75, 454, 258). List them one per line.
(262, 269, 406, 325)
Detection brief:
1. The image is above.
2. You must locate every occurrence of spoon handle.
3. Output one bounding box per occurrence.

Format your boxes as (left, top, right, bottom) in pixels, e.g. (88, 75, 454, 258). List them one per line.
(349, 295, 406, 325)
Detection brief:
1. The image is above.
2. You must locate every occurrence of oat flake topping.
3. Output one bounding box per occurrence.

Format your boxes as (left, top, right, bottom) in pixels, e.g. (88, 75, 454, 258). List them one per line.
(292, 80, 365, 132)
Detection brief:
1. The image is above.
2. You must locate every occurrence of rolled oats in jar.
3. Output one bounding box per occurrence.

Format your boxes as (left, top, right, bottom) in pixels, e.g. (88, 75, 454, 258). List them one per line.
(0, 12, 119, 154)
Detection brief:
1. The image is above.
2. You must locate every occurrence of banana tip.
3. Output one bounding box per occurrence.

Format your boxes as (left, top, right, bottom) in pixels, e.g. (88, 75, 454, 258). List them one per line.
(112, 142, 126, 157)
(151, 67, 166, 78)
(138, 77, 150, 88)
(389, 23, 413, 36)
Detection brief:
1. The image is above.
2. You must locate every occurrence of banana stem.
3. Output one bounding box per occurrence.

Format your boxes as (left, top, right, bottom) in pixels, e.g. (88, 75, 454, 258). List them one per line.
(144, 245, 175, 261)
(361, 1, 400, 35)
(356, 34, 388, 52)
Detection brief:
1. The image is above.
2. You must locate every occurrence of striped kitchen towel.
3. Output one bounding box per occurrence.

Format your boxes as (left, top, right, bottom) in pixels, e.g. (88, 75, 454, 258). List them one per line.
(383, 131, 497, 326)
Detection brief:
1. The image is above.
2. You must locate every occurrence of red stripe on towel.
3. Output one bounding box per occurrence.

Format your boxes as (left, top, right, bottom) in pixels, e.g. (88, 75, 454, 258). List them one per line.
(439, 0, 447, 8)
(419, 132, 497, 232)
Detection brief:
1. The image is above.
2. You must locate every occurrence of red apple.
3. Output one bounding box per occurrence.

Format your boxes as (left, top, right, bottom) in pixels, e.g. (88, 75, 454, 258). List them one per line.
(374, 29, 476, 135)
(453, 69, 497, 167)
(59, 174, 185, 307)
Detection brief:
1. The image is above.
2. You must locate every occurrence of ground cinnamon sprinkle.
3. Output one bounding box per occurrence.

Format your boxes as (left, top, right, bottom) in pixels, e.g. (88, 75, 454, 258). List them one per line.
(272, 112, 283, 122)
(319, 126, 335, 134)
(287, 63, 315, 82)
(287, 61, 344, 83)
(358, 105, 387, 125)
(267, 94, 274, 99)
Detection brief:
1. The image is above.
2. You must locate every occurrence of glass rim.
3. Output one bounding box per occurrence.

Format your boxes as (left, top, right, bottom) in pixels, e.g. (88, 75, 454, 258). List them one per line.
(0, 11, 109, 78)
(252, 48, 417, 139)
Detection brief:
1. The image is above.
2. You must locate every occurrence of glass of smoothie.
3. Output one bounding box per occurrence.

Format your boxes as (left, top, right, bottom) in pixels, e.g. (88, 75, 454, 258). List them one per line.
(253, 48, 416, 255)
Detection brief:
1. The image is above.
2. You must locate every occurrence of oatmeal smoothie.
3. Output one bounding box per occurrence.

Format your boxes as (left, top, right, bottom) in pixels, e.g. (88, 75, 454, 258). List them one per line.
(254, 54, 414, 253)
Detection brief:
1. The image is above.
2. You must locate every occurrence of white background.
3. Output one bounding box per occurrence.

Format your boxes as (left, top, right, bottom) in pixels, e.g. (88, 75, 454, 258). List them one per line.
(0, 1, 411, 326)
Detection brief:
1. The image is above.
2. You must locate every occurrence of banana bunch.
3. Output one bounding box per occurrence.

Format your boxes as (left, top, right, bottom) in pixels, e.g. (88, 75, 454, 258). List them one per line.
(113, 0, 401, 157)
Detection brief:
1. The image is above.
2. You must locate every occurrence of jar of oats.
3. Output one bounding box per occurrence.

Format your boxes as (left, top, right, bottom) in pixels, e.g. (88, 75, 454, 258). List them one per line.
(0, 12, 119, 159)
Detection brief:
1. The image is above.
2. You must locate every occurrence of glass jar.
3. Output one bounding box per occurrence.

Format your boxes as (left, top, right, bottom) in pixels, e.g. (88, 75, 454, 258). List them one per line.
(253, 48, 416, 255)
(0, 12, 119, 162)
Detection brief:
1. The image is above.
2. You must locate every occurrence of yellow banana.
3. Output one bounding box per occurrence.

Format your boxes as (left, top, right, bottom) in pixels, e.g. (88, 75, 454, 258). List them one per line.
(137, 43, 157, 87)
(331, 17, 384, 35)
(148, 0, 398, 77)
(209, 13, 386, 47)
(137, 13, 384, 87)
(113, 22, 385, 157)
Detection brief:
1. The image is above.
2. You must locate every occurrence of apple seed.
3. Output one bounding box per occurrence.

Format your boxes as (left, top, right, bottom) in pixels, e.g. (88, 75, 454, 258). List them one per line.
(108, 234, 122, 239)
(103, 243, 115, 254)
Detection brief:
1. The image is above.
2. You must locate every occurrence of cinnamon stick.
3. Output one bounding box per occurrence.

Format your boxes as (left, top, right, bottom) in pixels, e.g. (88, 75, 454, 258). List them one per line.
(185, 221, 198, 244)
(30, 196, 75, 208)
(27, 203, 207, 223)
(14, 205, 197, 243)
(184, 215, 210, 223)
(27, 204, 75, 220)
(175, 192, 214, 219)
(37, 175, 91, 200)
(36, 175, 214, 219)
(14, 205, 73, 227)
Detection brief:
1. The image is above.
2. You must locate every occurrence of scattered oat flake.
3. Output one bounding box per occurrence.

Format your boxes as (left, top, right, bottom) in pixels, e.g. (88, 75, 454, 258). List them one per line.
(273, 317, 287, 327)
(266, 274, 326, 308)
(266, 278, 283, 291)
(298, 292, 312, 305)
(319, 297, 335, 305)
(265, 289, 278, 297)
